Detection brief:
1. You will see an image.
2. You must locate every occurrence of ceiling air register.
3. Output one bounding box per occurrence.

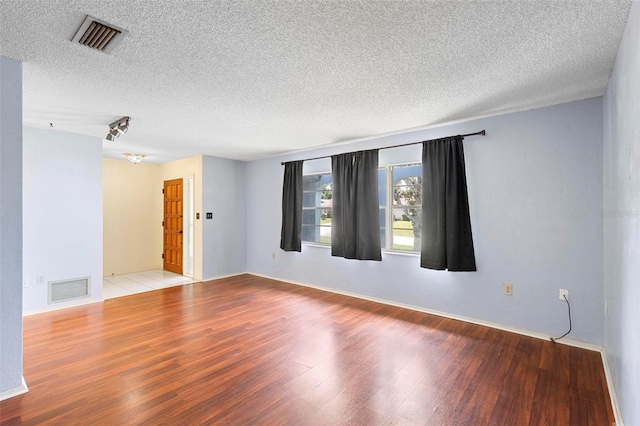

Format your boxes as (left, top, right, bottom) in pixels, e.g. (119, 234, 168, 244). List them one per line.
(71, 15, 128, 53)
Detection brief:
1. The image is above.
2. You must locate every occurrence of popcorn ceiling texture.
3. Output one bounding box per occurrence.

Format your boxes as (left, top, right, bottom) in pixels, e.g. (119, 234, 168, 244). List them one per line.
(0, 0, 632, 162)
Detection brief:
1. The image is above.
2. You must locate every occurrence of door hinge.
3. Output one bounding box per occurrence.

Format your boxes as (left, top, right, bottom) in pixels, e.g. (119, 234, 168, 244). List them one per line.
(162, 253, 164, 259)
(162, 188, 165, 194)
(162, 221, 164, 227)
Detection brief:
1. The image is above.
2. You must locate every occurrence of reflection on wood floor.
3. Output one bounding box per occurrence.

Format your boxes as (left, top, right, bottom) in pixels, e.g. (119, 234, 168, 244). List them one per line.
(1, 274, 614, 425)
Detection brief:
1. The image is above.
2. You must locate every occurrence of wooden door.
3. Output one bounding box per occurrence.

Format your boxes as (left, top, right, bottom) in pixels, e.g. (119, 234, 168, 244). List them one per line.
(163, 179, 183, 274)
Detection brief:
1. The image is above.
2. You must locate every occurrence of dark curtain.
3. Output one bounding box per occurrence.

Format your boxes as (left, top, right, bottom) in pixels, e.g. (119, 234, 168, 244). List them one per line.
(331, 150, 382, 260)
(280, 160, 303, 252)
(421, 136, 476, 271)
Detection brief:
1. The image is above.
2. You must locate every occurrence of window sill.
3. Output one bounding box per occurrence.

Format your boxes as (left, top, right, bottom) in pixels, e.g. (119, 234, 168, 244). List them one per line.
(302, 242, 419, 257)
(302, 242, 331, 249)
(382, 249, 419, 258)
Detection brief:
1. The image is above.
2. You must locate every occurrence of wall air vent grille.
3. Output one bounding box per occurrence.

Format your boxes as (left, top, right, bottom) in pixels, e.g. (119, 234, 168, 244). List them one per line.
(71, 16, 128, 54)
(49, 277, 90, 304)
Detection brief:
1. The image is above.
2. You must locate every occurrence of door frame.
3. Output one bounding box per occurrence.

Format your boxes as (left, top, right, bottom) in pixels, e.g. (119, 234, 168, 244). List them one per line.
(182, 176, 194, 277)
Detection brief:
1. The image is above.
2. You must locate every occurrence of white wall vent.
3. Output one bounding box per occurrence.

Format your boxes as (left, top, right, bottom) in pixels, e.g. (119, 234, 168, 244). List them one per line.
(71, 15, 128, 54)
(48, 277, 91, 304)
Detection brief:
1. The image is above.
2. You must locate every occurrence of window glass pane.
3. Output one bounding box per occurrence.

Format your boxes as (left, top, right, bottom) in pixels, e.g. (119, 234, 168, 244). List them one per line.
(380, 207, 386, 248)
(390, 163, 422, 252)
(301, 225, 315, 242)
(302, 192, 319, 208)
(392, 207, 421, 224)
(302, 225, 332, 244)
(391, 208, 421, 251)
(319, 225, 331, 244)
(392, 228, 417, 251)
(302, 208, 332, 225)
(392, 164, 422, 181)
(303, 174, 332, 192)
(378, 168, 387, 205)
(303, 192, 332, 209)
(392, 185, 422, 207)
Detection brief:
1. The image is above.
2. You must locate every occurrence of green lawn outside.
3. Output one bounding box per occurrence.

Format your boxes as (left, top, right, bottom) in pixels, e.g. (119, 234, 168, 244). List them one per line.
(320, 218, 331, 243)
(393, 220, 415, 237)
(317, 219, 416, 249)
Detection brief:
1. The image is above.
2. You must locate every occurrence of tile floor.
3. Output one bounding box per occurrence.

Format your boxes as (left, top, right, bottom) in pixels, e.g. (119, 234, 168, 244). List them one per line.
(103, 270, 196, 299)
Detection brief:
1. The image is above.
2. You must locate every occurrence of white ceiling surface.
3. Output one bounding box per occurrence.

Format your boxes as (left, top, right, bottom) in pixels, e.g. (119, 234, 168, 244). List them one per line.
(0, 1, 632, 163)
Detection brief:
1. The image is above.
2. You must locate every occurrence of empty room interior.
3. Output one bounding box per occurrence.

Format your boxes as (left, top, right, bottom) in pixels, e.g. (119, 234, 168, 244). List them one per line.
(1, 1, 639, 424)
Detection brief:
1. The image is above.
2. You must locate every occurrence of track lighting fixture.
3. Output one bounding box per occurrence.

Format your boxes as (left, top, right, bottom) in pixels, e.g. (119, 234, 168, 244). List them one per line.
(124, 153, 145, 164)
(105, 116, 130, 141)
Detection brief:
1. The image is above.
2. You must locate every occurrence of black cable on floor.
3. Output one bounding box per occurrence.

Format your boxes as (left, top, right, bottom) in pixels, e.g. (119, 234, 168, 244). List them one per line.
(550, 294, 572, 343)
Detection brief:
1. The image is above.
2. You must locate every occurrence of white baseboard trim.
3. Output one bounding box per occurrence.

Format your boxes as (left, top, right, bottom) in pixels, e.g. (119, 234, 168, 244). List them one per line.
(200, 272, 249, 283)
(601, 347, 624, 426)
(248, 272, 601, 352)
(0, 376, 28, 401)
(23, 273, 249, 316)
(249, 273, 626, 422)
(23, 297, 103, 317)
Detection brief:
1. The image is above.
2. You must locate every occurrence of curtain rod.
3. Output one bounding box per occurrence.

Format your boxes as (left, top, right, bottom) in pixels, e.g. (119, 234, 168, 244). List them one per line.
(280, 130, 486, 165)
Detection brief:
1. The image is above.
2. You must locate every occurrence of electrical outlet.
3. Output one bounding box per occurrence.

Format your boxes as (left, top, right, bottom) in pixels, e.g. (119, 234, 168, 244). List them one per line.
(37, 275, 44, 284)
(559, 288, 569, 301)
(504, 283, 513, 296)
(23, 280, 28, 288)
(271, 252, 276, 260)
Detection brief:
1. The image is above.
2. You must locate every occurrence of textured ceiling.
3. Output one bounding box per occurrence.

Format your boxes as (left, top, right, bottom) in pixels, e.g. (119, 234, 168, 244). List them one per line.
(0, 1, 632, 162)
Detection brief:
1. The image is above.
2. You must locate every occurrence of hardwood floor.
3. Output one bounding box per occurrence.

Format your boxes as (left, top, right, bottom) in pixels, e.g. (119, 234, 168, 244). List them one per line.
(1, 274, 614, 425)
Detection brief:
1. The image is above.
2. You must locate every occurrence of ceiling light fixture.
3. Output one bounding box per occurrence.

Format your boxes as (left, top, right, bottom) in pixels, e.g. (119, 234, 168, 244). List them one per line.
(106, 116, 130, 141)
(124, 153, 145, 164)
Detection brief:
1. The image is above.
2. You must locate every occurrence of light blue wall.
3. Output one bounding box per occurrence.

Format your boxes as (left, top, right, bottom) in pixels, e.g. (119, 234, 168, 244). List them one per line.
(0, 56, 24, 396)
(603, 2, 640, 425)
(246, 97, 604, 344)
(22, 127, 103, 313)
(201, 155, 247, 280)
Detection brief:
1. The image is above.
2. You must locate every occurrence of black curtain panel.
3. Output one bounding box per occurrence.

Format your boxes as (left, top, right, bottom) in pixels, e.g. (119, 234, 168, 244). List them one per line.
(421, 136, 476, 271)
(280, 160, 304, 252)
(331, 150, 382, 261)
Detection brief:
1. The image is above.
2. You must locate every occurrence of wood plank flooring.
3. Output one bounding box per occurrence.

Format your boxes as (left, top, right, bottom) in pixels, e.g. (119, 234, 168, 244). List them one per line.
(0, 274, 614, 425)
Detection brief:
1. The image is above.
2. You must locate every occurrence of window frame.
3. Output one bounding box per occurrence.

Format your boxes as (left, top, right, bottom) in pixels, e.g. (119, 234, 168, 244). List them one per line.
(385, 162, 422, 254)
(301, 171, 333, 246)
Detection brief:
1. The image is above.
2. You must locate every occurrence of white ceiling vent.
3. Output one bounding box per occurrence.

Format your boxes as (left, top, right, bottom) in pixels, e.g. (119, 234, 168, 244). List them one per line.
(71, 15, 128, 54)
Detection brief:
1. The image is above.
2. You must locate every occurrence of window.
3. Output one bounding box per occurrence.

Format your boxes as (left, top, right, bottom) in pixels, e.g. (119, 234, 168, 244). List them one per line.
(302, 172, 332, 244)
(302, 163, 422, 252)
(388, 163, 422, 252)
